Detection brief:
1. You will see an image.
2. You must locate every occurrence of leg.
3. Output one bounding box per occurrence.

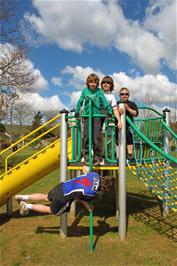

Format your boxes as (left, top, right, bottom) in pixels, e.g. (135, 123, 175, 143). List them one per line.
(31, 204, 52, 214)
(15, 193, 49, 202)
(126, 128, 133, 157)
(83, 118, 89, 156)
(93, 118, 102, 156)
(127, 144, 133, 155)
(28, 193, 49, 202)
(19, 201, 52, 216)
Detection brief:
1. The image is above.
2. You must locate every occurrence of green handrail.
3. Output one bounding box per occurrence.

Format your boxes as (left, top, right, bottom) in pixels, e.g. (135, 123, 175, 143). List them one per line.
(161, 120, 177, 139)
(127, 117, 177, 164)
(137, 106, 164, 117)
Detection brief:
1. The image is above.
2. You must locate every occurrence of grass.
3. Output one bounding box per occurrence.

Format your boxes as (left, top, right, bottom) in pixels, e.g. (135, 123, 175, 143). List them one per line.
(0, 168, 177, 266)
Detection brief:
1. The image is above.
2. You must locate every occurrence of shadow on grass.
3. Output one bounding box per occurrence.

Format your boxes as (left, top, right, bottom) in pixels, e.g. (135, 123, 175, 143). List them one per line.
(126, 188, 177, 242)
(0, 209, 50, 226)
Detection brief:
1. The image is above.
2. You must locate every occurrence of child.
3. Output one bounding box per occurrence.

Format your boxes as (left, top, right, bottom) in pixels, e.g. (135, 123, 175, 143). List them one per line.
(75, 73, 112, 165)
(117, 87, 138, 160)
(100, 76, 122, 164)
(101, 76, 122, 128)
(15, 166, 114, 216)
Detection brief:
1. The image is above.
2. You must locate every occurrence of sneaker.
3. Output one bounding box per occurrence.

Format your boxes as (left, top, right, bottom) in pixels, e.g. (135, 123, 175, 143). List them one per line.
(15, 195, 24, 203)
(94, 156, 100, 166)
(20, 201, 29, 216)
(99, 157, 105, 166)
(84, 155, 89, 165)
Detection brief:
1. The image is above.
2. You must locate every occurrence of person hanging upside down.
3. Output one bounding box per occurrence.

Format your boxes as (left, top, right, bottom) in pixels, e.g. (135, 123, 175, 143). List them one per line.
(15, 166, 114, 216)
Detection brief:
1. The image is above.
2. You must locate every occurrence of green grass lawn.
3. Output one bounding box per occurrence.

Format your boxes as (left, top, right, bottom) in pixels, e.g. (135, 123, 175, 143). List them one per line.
(0, 168, 177, 266)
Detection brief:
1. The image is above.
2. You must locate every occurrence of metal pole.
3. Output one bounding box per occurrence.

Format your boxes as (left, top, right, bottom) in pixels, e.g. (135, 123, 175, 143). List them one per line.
(7, 198, 13, 216)
(118, 103, 126, 240)
(162, 108, 170, 217)
(60, 109, 68, 238)
(69, 170, 77, 218)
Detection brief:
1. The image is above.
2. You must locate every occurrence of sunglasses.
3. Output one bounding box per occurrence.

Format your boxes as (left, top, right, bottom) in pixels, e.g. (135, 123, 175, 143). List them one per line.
(102, 81, 112, 85)
(120, 93, 129, 96)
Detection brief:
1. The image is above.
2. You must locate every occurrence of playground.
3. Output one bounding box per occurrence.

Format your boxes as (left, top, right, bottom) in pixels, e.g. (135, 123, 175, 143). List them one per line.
(0, 105, 177, 265)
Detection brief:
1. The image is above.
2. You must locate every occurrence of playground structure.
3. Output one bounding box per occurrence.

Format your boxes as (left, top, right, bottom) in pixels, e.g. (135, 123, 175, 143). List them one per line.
(0, 104, 176, 249)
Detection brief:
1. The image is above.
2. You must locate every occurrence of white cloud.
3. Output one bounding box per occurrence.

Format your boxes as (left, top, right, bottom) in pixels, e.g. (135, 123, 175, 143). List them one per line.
(25, 0, 176, 73)
(145, 0, 177, 70)
(51, 76, 62, 86)
(30, 68, 48, 91)
(19, 92, 66, 112)
(61, 65, 177, 107)
(62, 65, 103, 90)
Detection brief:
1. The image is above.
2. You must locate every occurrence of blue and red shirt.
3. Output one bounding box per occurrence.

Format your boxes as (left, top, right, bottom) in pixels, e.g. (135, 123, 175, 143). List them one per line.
(63, 172, 100, 201)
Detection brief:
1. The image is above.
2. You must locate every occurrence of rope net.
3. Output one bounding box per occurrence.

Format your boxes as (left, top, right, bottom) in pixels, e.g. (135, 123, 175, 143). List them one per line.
(127, 107, 177, 212)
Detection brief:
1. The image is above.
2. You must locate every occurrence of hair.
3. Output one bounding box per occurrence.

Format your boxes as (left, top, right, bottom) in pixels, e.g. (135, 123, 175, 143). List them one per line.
(101, 76, 114, 91)
(86, 73, 99, 87)
(119, 87, 129, 95)
(100, 176, 115, 192)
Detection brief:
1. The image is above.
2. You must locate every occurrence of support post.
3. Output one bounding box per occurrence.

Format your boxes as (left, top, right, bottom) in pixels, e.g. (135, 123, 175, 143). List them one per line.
(60, 109, 69, 238)
(69, 170, 77, 218)
(118, 103, 126, 240)
(163, 108, 170, 217)
(7, 198, 13, 216)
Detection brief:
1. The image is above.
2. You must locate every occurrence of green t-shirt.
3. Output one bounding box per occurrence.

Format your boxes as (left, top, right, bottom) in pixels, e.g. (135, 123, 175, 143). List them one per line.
(76, 87, 112, 116)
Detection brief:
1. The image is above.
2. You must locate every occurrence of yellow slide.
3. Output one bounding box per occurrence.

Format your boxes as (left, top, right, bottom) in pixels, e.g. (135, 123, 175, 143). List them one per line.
(0, 137, 72, 206)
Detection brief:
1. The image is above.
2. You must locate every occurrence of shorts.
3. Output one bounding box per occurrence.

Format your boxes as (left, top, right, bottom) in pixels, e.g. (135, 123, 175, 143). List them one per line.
(115, 127, 133, 145)
(48, 183, 71, 215)
(126, 128, 133, 145)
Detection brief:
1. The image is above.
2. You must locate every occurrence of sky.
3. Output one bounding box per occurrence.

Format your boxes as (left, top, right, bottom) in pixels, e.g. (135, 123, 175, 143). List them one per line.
(3, 0, 177, 119)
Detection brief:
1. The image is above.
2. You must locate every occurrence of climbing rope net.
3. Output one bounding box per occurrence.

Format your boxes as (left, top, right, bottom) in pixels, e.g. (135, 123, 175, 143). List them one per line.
(127, 107, 177, 212)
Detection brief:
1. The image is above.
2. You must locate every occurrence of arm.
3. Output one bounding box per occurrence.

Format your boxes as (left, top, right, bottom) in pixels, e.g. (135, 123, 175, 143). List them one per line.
(75, 90, 85, 114)
(78, 200, 94, 212)
(125, 102, 138, 117)
(113, 108, 122, 129)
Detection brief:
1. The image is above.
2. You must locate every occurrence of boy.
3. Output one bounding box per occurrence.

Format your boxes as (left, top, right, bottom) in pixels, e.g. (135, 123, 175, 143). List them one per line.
(15, 166, 114, 216)
(117, 87, 138, 160)
(100, 76, 122, 164)
(76, 73, 112, 165)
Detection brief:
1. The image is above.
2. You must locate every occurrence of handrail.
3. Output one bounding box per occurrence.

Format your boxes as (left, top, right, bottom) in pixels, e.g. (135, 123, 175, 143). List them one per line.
(161, 120, 177, 140)
(127, 116, 177, 164)
(137, 106, 164, 117)
(4, 123, 60, 171)
(0, 114, 61, 175)
(0, 114, 61, 156)
(0, 138, 59, 178)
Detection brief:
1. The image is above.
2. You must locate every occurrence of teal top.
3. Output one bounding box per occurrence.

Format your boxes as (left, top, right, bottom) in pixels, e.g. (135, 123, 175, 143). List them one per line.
(76, 87, 112, 116)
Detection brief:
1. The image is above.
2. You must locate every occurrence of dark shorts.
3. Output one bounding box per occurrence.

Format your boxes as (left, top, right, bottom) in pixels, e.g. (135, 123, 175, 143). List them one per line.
(115, 127, 133, 145)
(126, 128, 133, 145)
(48, 183, 71, 215)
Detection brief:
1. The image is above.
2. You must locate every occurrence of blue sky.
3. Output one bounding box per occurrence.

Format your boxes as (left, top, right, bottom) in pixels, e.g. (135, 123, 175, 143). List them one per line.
(3, 0, 177, 119)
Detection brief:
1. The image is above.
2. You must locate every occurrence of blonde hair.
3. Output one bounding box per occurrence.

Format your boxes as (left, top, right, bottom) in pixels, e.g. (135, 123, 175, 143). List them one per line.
(119, 87, 129, 95)
(86, 73, 99, 87)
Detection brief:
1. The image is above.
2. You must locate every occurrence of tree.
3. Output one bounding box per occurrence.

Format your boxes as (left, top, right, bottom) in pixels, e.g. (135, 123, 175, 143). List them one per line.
(13, 102, 34, 127)
(32, 112, 43, 130)
(0, 44, 38, 91)
(0, 0, 38, 121)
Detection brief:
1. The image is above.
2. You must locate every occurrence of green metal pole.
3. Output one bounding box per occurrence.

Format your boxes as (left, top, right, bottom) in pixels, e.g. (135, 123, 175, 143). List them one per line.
(88, 100, 93, 251)
(89, 202, 93, 252)
(88, 100, 93, 170)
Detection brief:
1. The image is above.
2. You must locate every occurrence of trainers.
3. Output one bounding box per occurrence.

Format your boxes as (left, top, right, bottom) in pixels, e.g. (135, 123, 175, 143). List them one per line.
(84, 155, 89, 165)
(99, 157, 105, 166)
(94, 156, 100, 166)
(15, 195, 24, 203)
(20, 201, 29, 216)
